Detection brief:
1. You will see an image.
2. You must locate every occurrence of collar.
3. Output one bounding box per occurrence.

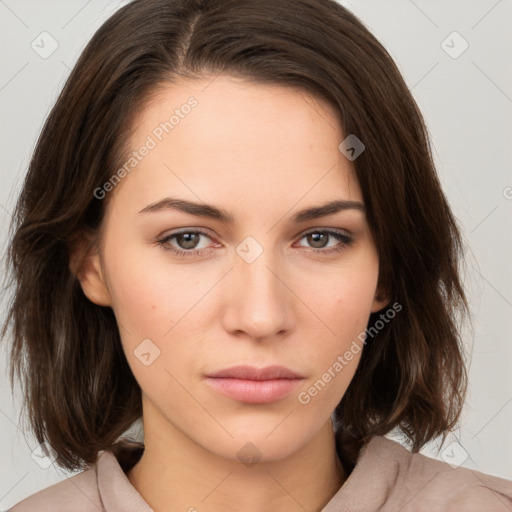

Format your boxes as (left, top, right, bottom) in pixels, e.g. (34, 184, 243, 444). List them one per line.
(95, 436, 403, 512)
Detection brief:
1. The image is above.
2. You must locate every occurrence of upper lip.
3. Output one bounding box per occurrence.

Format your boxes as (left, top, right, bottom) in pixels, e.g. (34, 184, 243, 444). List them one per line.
(207, 365, 303, 380)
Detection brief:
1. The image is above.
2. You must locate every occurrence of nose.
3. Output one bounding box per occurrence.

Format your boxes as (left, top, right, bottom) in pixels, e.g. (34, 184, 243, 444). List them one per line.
(221, 246, 295, 341)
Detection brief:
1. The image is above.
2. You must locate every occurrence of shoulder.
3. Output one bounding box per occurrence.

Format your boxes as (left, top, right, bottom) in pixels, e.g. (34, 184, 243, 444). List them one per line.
(8, 465, 101, 512)
(365, 436, 512, 511)
(7, 443, 148, 512)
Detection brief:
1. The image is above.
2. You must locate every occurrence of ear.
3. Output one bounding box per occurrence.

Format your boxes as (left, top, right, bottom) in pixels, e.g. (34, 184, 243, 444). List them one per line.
(69, 235, 112, 307)
(370, 285, 391, 314)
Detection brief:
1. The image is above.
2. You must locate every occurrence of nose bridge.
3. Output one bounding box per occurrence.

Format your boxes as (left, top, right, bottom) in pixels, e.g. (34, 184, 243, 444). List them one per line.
(223, 237, 293, 339)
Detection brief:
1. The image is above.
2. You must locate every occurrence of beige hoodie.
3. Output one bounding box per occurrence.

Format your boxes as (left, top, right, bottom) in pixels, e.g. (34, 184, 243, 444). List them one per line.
(9, 436, 512, 511)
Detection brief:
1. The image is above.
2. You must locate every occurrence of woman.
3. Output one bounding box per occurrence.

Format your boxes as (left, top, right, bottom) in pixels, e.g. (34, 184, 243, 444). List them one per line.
(3, 0, 512, 511)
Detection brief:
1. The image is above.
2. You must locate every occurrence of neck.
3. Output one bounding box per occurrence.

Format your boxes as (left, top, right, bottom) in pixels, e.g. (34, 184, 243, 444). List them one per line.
(127, 413, 346, 512)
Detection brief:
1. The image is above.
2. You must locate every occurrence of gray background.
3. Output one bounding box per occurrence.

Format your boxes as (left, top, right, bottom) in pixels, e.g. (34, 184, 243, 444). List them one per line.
(1, 0, 511, 508)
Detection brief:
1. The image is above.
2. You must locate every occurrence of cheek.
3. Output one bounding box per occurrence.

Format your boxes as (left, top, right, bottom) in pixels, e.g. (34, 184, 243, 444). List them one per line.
(103, 241, 204, 338)
(300, 248, 379, 336)
(102, 250, 202, 396)
(294, 249, 379, 392)
(294, 277, 375, 414)
(101, 241, 220, 386)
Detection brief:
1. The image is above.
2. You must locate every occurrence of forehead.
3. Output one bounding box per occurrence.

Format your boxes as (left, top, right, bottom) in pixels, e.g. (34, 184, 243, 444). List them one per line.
(110, 75, 362, 217)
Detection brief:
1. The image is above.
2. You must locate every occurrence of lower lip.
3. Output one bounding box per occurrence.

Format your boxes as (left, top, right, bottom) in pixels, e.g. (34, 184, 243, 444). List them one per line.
(205, 377, 302, 404)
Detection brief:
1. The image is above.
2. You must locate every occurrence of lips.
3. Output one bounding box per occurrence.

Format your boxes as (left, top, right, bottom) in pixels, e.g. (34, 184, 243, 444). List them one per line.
(207, 365, 303, 380)
(205, 365, 304, 404)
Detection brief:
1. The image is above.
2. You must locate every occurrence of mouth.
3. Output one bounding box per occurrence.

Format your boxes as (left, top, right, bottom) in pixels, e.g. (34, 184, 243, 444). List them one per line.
(205, 365, 304, 404)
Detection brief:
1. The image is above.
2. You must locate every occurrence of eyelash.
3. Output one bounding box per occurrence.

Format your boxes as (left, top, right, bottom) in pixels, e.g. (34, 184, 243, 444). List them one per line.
(156, 229, 353, 259)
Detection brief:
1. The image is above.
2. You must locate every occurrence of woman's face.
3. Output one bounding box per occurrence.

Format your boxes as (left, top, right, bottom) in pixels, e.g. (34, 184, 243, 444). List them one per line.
(80, 75, 388, 461)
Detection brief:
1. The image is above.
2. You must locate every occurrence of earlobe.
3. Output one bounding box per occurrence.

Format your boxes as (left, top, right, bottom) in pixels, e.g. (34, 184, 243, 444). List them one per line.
(70, 241, 112, 307)
(371, 291, 391, 313)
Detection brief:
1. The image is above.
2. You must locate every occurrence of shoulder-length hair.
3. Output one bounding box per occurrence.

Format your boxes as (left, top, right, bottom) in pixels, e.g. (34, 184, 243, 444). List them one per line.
(2, 0, 469, 472)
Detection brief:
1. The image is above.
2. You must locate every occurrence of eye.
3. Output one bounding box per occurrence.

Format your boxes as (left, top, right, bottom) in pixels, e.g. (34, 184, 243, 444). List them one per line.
(156, 228, 354, 259)
(157, 229, 217, 258)
(295, 229, 353, 254)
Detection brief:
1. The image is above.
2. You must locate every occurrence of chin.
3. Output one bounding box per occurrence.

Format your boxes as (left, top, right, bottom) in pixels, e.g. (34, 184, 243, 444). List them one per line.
(199, 422, 315, 465)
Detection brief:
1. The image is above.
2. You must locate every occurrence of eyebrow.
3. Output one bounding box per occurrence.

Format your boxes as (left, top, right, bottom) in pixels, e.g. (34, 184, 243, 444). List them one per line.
(138, 197, 365, 223)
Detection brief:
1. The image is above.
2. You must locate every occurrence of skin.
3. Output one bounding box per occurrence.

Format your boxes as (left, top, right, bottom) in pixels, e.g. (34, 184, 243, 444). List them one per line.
(76, 75, 389, 512)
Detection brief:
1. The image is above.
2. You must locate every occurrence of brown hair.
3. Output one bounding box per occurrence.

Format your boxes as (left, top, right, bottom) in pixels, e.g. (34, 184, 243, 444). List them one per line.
(2, 0, 469, 472)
